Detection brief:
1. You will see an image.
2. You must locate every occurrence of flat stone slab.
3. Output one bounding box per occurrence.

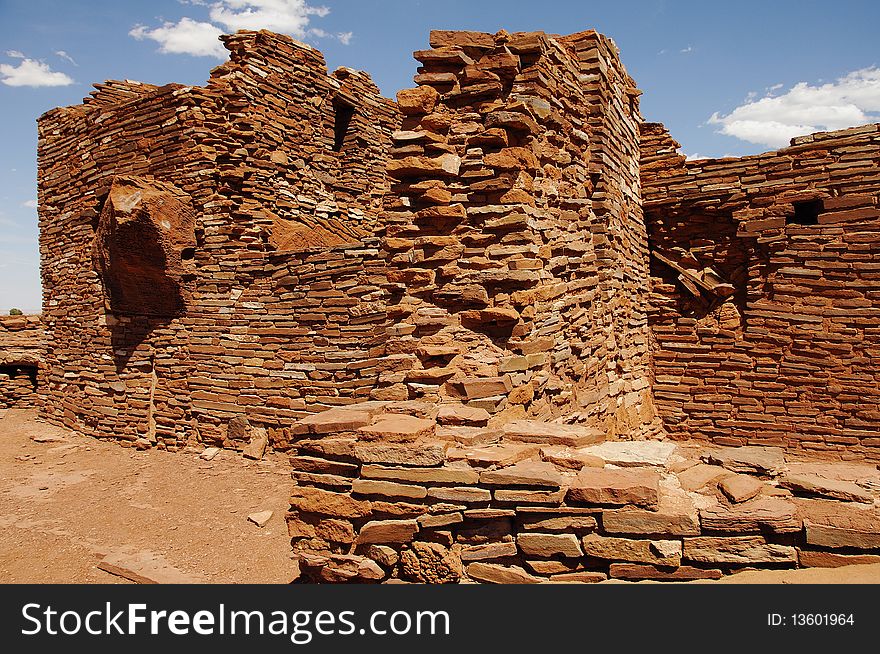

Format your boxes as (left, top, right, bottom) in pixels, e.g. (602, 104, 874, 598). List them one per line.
(247, 510, 273, 528)
(359, 415, 435, 442)
(199, 447, 221, 461)
(719, 474, 764, 503)
(459, 443, 540, 468)
(501, 420, 605, 447)
(699, 496, 801, 533)
(480, 460, 567, 488)
(293, 408, 373, 435)
(97, 551, 203, 584)
(602, 485, 700, 536)
(581, 441, 677, 468)
(242, 428, 268, 460)
(705, 446, 786, 476)
(567, 467, 661, 508)
(786, 461, 880, 488)
(796, 498, 880, 549)
(361, 464, 480, 485)
(683, 536, 797, 564)
(354, 441, 447, 466)
(581, 534, 681, 566)
(677, 463, 732, 492)
(540, 446, 604, 470)
(466, 562, 542, 584)
(780, 473, 873, 503)
(436, 405, 491, 427)
(357, 520, 419, 544)
(610, 563, 722, 581)
(460, 542, 519, 562)
(517, 533, 583, 558)
(797, 549, 880, 568)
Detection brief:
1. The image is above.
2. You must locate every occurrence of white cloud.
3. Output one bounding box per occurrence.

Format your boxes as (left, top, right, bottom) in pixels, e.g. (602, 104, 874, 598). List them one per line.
(130, 17, 226, 58)
(21, 200, 38, 209)
(55, 50, 78, 66)
(131, 1, 343, 58)
(709, 66, 880, 148)
(0, 56, 74, 87)
(680, 45, 694, 54)
(6, 50, 25, 59)
(209, 0, 329, 35)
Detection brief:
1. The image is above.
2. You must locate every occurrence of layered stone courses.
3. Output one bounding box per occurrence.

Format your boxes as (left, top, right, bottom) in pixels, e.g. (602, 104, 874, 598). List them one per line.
(287, 405, 880, 583)
(27, 26, 880, 584)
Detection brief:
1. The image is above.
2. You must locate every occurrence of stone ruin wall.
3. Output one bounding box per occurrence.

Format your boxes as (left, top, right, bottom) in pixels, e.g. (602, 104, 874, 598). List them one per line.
(36, 28, 656, 450)
(37, 30, 398, 449)
(0, 314, 43, 408)
(25, 26, 880, 585)
(641, 123, 880, 461)
(372, 29, 655, 438)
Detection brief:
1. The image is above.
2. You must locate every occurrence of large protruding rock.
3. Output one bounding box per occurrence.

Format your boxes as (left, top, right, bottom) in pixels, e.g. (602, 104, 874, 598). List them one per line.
(93, 175, 197, 317)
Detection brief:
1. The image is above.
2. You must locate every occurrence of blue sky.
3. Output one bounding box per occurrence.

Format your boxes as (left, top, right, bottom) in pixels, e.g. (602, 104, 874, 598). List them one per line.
(1, 0, 879, 313)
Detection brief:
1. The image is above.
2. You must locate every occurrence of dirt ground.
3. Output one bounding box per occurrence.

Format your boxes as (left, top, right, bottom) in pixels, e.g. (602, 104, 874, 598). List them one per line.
(0, 408, 294, 583)
(1, 408, 879, 585)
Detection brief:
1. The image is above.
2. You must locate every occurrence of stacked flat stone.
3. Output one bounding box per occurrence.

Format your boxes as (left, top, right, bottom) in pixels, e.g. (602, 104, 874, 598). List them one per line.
(0, 314, 43, 408)
(375, 29, 656, 439)
(642, 122, 880, 461)
(36, 28, 659, 451)
(37, 31, 398, 449)
(287, 405, 880, 583)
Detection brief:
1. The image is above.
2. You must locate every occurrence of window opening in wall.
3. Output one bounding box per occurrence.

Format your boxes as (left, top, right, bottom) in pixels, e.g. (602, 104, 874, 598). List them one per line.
(332, 98, 356, 153)
(788, 199, 823, 225)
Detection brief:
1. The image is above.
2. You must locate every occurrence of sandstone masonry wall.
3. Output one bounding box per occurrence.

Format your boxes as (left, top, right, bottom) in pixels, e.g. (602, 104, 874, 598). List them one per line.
(0, 314, 43, 408)
(37, 28, 655, 449)
(373, 30, 655, 438)
(38, 31, 397, 449)
(642, 123, 880, 460)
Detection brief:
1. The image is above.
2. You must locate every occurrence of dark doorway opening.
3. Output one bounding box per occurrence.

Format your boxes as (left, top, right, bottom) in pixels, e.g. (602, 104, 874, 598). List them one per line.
(788, 199, 823, 225)
(332, 99, 355, 153)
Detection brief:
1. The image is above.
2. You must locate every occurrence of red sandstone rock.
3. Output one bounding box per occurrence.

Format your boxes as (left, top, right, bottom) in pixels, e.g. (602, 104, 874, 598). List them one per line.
(289, 487, 371, 519)
(396, 85, 440, 115)
(683, 537, 797, 565)
(92, 175, 197, 317)
(358, 519, 419, 544)
(549, 571, 607, 584)
(293, 408, 373, 436)
(567, 467, 661, 508)
(479, 460, 566, 488)
(719, 474, 764, 504)
(780, 473, 873, 503)
(466, 562, 542, 584)
(705, 446, 786, 476)
(699, 496, 801, 534)
(796, 550, 880, 568)
(516, 533, 583, 558)
(359, 414, 436, 442)
(539, 446, 605, 470)
(361, 465, 479, 485)
(602, 491, 701, 536)
(399, 541, 462, 583)
(436, 405, 491, 427)
(609, 564, 722, 581)
(354, 441, 447, 466)
(429, 30, 496, 49)
(676, 464, 731, 492)
(351, 479, 428, 500)
(461, 443, 541, 468)
(581, 534, 681, 566)
(501, 420, 605, 447)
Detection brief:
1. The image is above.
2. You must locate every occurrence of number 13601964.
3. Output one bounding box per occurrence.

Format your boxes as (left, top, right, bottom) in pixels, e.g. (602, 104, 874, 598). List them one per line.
(768, 614, 855, 627)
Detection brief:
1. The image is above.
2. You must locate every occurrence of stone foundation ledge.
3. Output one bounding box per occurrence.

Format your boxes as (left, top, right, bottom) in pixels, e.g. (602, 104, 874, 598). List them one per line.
(285, 403, 880, 583)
